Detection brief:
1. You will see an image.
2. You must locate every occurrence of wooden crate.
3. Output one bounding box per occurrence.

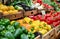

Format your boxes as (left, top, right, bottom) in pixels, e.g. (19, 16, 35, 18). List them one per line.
(0, 12, 3, 18)
(37, 9, 45, 13)
(55, 25, 60, 37)
(35, 35, 40, 39)
(24, 9, 37, 16)
(35, 28, 55, 39)
(3, 10, 23, 20)
(43, 28, 55, 39)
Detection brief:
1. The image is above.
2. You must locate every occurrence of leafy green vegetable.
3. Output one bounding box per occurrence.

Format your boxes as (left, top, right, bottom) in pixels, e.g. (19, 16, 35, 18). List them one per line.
(15, 5, 23, 10)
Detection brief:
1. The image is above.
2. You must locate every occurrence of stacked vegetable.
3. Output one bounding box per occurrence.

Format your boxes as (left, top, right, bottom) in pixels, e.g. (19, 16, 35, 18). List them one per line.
(0, 19, 35, 39)
(29, 12, 60, 27)
(17, 17, 52, 35)
(9, 0, 34, 11)
(50, 2, 60, 12)
(0, 3, 18, 15)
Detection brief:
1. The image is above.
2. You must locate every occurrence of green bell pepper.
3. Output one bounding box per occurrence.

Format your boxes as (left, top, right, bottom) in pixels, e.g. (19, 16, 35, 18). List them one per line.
(7, 25, 15, 33)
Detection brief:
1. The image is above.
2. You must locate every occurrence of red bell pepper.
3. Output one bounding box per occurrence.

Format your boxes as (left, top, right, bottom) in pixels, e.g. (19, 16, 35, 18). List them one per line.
(37, 0, 43, 4)
(53, 21, 60, 26)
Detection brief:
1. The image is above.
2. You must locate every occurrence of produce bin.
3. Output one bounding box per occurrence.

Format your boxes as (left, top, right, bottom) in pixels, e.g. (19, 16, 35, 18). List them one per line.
(24, 9, 37, 16)
(35, 28, 55, 39)
(3, 10, 24, 20)
(0, 12, 3, 18)
(55, 25, 60, 37)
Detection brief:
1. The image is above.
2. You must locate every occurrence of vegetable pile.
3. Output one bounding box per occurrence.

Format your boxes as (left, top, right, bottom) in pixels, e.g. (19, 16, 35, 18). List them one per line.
(17, 17, 52, 35)
(29, 12, 60, 27)
(8, 0, 34, 11)
(0, 3, 18, 15)
(0, 19, 35, 39)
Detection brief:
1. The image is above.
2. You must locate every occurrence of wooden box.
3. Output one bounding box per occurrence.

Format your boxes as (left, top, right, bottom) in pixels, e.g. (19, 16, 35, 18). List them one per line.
(55, 25, 60, 37)
(24, 9, 37, 16)
(35, 28, 55, 39)
(3, 11, 23, 20)
(0, 12, 3, 18)
(43, 28, 55, 39)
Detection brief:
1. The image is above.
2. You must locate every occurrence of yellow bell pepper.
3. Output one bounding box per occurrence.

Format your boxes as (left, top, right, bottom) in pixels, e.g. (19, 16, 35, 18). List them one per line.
(24, 17, 33, 23)
(39, 29, 47, 35)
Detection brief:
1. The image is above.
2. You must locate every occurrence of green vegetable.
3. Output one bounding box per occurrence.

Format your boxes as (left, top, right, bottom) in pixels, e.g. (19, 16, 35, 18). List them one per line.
(0, 37, 8, 39)
(7, 25, 15, 33)
(21, 34, 29, 39)
(0, 18, 35, 39)
(28, 0, 33, 6)
(5, 31, 15, 39)
(15, 5, 23, 10)
(28, 32, 35, 39)
(0, 19, 10, 26)
(20, 26, 28, 34)
(0, 25, 5, 31)
(11, 21, 20, 29)
(14, 28, 22, 37)
(1, 30, 8, 36)
(4, 19, 10, 26)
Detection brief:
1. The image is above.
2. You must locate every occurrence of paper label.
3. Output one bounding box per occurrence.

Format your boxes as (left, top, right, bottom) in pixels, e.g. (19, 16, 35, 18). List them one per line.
(41, 10, 46, 15)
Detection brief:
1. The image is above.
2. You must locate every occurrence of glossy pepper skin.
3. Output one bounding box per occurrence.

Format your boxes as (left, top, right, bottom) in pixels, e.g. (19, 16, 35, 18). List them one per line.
(37, 0, 43, 4)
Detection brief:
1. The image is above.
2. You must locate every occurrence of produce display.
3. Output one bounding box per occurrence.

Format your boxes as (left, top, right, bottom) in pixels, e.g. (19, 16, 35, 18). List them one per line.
(0, 0, 60, 39)
(37, 0, 53, 10)
(6, 0, 34, 11)
(29, 11, 60, 26)
(17, 17, 52, 35)
(0, 3, 19, 15)
(0, 19, 35, 39)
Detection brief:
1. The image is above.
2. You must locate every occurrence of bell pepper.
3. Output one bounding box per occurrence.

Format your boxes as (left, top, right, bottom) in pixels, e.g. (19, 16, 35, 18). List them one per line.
(37, 0, 43, 4)
(21, 34, 29, 39)
(24, 17, 33, 24)
(7, 25, 15, 33)
(4, 31, 15, 39)
(0, 19, 10, 26)
(11, 21, 20, 29)
(31, 20, 40, 27)
(39, 29, 47, 35)
(0, 25, 5, 31)
(14, 28, 22, 37)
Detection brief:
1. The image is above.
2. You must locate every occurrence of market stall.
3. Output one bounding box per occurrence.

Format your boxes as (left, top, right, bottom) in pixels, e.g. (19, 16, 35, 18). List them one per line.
(0, 0, 60, 39)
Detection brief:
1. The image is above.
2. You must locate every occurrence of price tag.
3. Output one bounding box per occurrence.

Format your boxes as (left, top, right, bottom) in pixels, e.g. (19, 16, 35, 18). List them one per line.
(41, 10, 46, 15)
